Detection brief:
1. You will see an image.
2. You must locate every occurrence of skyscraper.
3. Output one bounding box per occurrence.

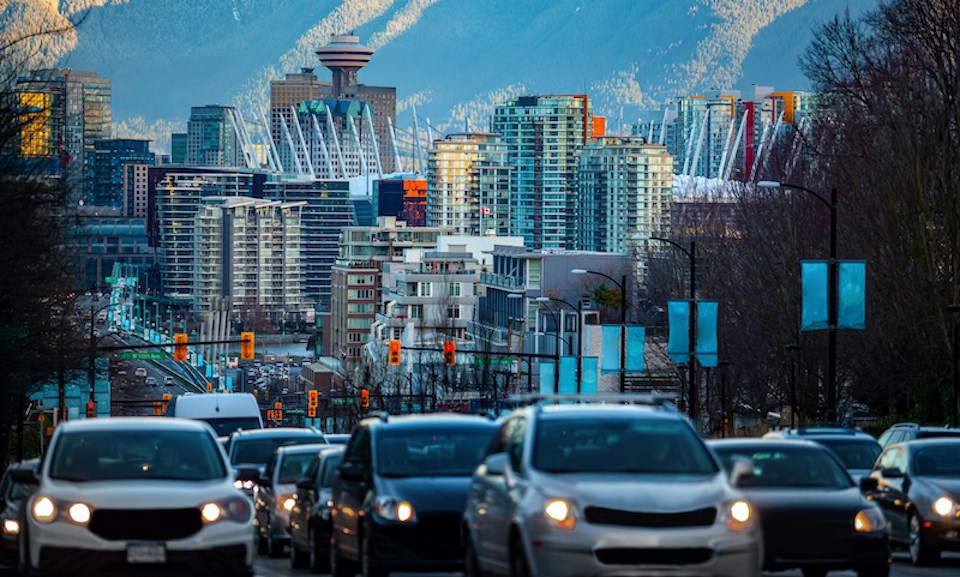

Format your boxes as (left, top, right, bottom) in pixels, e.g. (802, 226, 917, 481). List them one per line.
(185, 105, 242, 168)
(426, 133, 512, 236)
(492, 95, 593, 250)
(90, 139, 154, 209)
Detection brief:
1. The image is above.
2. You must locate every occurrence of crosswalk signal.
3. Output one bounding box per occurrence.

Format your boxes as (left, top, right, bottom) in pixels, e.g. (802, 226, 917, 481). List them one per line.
(308, 390, 318, 408)
(240, 332, 255, 360)
(86, 400, 96, 418)
(162, 393, 172, 414)
(388, 340, 401, 366)
(153, 401, 162, 416)
(173, 333, 188, 361)
(443, 341, 456, 366)
(360, 388, 369, 409)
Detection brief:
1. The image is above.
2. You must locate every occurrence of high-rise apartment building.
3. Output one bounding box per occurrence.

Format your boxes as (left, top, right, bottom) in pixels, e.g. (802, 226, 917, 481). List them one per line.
(194, 197, 308, 321)
(14, 69, 111, 202)
(170, 133, 187, 164)
(123, 164, 151, 218)
(90, 139, 154, 209)
(491, 95, 593, 250)
(426, 133, 512, 236)
(577, 136, 674, 253)
(185, 105, 242, 168)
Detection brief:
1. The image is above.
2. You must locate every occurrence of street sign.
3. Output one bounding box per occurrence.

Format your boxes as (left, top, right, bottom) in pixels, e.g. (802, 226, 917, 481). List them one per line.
(119, 351, 166, 361)
(105, 276, 116, 284)
(330, 397, 355, 406)
(472, 357, 514, 366)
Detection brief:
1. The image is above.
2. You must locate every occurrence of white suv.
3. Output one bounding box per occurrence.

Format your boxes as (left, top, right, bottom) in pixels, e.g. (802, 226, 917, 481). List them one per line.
(463, 395, 762, 577)
(15, 417, 259, 577)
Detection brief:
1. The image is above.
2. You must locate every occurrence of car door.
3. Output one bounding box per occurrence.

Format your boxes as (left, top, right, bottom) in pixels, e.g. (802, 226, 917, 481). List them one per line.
(290, 455, 320, 549)
(489, 416, 529, 568)
(257, 453, 278, 536)
(872, 446, 909, 540)
(333, 425, 371, 560)
(471, 419, 511, 564)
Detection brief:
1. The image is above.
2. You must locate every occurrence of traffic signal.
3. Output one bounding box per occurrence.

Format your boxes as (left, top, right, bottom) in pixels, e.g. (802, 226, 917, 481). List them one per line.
(359, 388, 369, 409)
(388, 340, 401, 366)
(206, 382, 213, 393)
(274, 401, 282, 410)
(161, 393, 172, 414)
(307, 406, 316, 418)
(240, 332, 255, 360)
(86, 400, 96, 418)
(443, 340, 456, 366)
(173, 333, 188, 361)
(308, 390, 318, 408)
(153, 401, 162, 416)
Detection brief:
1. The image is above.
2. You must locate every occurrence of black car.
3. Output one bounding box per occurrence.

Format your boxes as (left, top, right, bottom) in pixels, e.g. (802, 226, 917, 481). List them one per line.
(289, 446, 344, 573)
(763, 427, 882, 480)
(225, 427, 328, 494)
(329, 413, 498, 577)
(877, 422, 960, 449)
(710, 439, 890, 577)
(869, 438, 960, 565)
(0, 458, 37, 570)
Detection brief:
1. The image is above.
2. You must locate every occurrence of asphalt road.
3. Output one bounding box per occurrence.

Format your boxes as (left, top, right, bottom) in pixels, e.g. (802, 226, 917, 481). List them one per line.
(253, 551, 960, 577)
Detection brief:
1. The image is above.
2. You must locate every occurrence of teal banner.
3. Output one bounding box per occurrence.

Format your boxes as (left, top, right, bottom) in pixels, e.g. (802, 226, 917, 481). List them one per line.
(838, 261, 866, 330)
(696, 301, 719, 368)
(559, 356, 578, 394)
(626, 326, 645, 373)
(540, 360, 555, 394)
(601, 325, 621, 374)
(667, 300, 690, 363)
(801, 261, 829, 331)
(580, 357, 598, 394)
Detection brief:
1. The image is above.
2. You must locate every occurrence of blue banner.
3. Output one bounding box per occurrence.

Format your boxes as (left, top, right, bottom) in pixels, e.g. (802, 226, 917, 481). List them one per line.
(580, 357, 598, 394)
(696, 301, 719, 368)
(601, 325, 621, 374)
(838, 261, 866, 330)
(626, 326, 645, 373)
(540, 360, 555, 394)
(559, 356, 578, 394)
(801, 261, 829, 331)
(667, 300, 690, 363)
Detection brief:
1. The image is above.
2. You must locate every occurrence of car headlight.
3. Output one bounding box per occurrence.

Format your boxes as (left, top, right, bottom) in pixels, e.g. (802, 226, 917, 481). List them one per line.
(722, 500, 752, 531)
(373, 496, 416, 523)
(31, 496, 57, 524)
(280, 495, 296, 512)
(933, 497, 956, 517)
(201, 502, 222, 523)
(234, 479, 255, 490)
(544, 498, 576, 529)
(67, 503, 93, 525)
(854, 507, 888, 532)
(201, 496, 251, 524)
(2, 519, 19, 535)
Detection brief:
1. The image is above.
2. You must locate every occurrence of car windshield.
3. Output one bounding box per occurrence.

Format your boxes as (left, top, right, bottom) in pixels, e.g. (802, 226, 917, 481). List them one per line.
(814, 439, 881, 470)
(202, 417, 261, 437)
(231, 435, 324, 466)
(714, 446, 852, 489)
(913, 445, 960, 477)
(320, 454, 343, 486)
(532, 417, 718, 475)
(50, 429, 227, 482)
(278, 453, 317, 483)
(377, 428, 493, 477)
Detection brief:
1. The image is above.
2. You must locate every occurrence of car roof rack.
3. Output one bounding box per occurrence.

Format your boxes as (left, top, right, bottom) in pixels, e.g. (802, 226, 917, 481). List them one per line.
(510, 392, 678, 412)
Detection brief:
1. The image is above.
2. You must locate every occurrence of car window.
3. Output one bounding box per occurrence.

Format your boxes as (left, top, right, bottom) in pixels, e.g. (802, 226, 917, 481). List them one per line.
(376, 428, 494, 477)
(877, 430, 892, 447)
(714, 447, 852, 488)
(344, 426, 370, 466)
(230, 435, 324, 465)
(264, 454, 277, 479)
(302, 456, 320, 485)
(875, 447, 899, 471)
(532, 416, 718, 475)
(278, 453, 316, 483)
(320, 454, 343, 486)
(916, 430, 960, 440)
(892, 447, 908, 473)
(506, 417, 528, 474)
(815, 439, 881, 470)
(912, 445, 960, 476)
(50, 429, 226, 481)
(486, 420, 511, 457)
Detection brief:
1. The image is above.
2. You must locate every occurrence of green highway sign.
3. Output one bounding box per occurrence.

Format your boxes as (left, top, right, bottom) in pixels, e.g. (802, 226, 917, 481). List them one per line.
(105, 277, 116, 284)
(472, 357, 515, 366)
(120, 351, 166, 361)
(330, 397, 356, 405)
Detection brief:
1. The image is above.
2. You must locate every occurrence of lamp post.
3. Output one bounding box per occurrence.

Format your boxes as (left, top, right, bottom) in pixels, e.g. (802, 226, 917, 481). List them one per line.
(758, 181, 838, 423)
(947, 305, 960, 428)
(637, 236, 698, 421)
(785, 344, 801, 428)
(572, 269, 627, 392)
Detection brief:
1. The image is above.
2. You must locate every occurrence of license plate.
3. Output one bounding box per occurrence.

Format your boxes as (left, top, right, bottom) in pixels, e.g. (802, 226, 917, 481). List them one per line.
(127, 542, 166, 564)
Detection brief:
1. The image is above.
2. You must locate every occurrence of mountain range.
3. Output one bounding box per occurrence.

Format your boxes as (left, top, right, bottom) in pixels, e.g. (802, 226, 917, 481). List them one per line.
(46, 0, 879, 150)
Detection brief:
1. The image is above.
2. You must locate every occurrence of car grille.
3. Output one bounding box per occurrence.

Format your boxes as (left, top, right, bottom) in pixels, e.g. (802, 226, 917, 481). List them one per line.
(89, 508, 202, 541)
(584, 506, 716, 527)
(596, 547, 714, 566)
(383, 512, 463, 561)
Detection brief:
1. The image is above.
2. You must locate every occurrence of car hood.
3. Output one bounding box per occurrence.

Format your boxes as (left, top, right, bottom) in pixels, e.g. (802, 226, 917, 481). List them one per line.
(376, 475, 472, 513)
(41, 478, 241, 509)
(739, 486, 864, 521)
(535, 472, 732, 513)
(921, 477, 960, 497)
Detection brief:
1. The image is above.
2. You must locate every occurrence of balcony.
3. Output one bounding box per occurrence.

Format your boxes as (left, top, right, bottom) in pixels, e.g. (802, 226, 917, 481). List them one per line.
(480, 272, 524, 289)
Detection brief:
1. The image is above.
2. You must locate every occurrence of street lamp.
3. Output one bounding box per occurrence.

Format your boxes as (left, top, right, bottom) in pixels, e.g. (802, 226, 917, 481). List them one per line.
(571, 269, 626, 392)
(635, 236, 698, 420)
(758, 180, 838, 423)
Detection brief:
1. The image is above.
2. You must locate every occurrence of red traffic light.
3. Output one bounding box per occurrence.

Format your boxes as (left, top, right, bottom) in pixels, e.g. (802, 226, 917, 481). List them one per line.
(388, 340, 401, 366)
(443, 340, 456, 366)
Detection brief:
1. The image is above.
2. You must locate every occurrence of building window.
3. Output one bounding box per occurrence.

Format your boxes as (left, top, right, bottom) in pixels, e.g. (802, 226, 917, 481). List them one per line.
(410, 305, 423, 319)
(448, 282, 461, 297)
(418, 282, 432, 297)
(447, 305, 461, 319)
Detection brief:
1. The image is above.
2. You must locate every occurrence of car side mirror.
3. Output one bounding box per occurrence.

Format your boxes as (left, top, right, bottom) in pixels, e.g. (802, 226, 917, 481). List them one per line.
(880, 467, 904, 479)
(483, 453, 508, 476)
(295, 476, 314, 491)
(339, 461, 366, 482)
(729, 456, 754, 488)
(11, 466, 38, 485)
(234, 466, 260, 483)
(859, 477, 879, 492)
(258, 475, 272, 487)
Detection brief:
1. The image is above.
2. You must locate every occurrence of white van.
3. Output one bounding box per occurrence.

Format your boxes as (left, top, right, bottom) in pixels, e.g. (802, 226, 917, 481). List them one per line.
(170, 392, 263, 437)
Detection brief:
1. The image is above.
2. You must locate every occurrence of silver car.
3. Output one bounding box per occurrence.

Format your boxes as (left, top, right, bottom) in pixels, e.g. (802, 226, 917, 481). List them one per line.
(463, 397, 762, 577)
